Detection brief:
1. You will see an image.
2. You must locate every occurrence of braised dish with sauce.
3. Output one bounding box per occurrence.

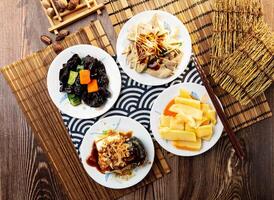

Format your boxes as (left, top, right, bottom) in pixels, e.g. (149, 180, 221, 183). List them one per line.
(123, 14, 183, 78)
(87, 130, 146, 175)
(59, 54, 111, 107)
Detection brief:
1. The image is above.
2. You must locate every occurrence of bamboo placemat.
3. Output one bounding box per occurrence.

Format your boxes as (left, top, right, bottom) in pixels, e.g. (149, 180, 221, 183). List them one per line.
(0, 20, 170, 200)
(105, 0, 272, 132)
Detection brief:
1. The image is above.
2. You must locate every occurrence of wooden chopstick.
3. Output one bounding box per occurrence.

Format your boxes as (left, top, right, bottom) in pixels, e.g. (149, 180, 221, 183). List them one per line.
(193, 57, 245, 159)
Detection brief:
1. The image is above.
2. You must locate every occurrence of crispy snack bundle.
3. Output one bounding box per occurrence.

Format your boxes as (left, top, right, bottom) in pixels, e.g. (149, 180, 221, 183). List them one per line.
(211, 0, 263, 74)
(211, 20, 274, 105)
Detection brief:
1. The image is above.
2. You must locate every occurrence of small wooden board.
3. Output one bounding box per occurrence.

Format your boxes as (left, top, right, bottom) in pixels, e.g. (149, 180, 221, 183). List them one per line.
(39, 0, 104, 34)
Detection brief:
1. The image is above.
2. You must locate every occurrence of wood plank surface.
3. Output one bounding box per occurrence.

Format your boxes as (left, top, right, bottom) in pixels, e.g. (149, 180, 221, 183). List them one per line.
(0, 0, 273, 199)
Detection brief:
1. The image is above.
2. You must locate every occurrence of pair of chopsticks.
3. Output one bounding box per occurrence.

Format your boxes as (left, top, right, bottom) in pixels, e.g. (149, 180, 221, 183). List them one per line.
(193, 57, 245, 159)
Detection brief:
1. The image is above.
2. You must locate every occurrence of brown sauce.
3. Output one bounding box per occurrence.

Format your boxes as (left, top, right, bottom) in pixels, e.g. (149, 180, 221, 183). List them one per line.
(150, 64, 160, 70)
(122, 131, 132, 139)
(86, 142, 102, 172)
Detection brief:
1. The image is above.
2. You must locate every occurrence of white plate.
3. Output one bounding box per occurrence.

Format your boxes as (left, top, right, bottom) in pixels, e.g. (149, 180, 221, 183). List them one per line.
(150, 83, 223, 156)
(47, 44, 121, 119)
(116, 10, 192, 86)
(80, 116, 154, 189)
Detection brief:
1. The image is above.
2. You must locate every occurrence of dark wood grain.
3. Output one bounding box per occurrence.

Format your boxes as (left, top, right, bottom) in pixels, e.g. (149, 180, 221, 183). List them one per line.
(0, 0, 273, 200)
(0, 0, 68, 199)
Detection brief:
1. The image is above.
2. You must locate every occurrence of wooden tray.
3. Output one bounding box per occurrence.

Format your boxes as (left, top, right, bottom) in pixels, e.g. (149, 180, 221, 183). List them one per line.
(39, 0, 104, 34)
(105, 0, 272, 132)
(0, 19, 170, 200)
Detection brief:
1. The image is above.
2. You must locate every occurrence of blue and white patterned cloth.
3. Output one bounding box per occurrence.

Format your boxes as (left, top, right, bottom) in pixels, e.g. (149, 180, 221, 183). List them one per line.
(61, 56, 202, 152)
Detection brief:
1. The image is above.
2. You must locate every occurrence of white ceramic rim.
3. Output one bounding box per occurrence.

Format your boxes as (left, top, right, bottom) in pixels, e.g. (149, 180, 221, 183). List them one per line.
(150, 83, 224, 156)
(116, 10, 192, 86)
(79, 116, 155, 189)
(47, 44, 121, 119)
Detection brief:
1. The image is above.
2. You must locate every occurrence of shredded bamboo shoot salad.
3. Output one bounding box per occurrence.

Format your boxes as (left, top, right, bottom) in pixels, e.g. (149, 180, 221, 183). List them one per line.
(124, 14, 183, 78)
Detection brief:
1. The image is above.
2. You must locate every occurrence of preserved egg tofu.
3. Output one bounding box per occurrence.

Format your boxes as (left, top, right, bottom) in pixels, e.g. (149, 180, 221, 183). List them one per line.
(94, 133, 128, 172)
(94, 133, 122, 152)
(93, 131, 146, 173)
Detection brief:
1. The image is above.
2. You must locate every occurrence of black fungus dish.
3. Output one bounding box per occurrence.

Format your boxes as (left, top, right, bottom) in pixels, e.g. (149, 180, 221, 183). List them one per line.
(59, 54, 111, 107)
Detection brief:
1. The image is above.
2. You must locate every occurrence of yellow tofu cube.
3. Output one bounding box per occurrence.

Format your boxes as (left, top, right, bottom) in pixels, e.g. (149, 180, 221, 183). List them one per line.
(172, 138, 202, 151)
(179, 88, 192, 98)
(195, 117, 210, 127)
(205, 110, 217, 125)
(201, 103, 211, 112)
(202, 133, 213, 141)
(170, 118, 185, 130)
(196, 124, 213, 138)
(185, 123, 196, 132)
(169, 104, 203, 120)
(160, 88, 217, 147)
(160, 115, 171, 127)
(175, 113, 196, 127)
(174, 97, 201, 109)
(159, 127, 196, 141)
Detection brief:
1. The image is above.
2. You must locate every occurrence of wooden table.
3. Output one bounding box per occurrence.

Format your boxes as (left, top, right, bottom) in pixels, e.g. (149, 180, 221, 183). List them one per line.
(0, 0, 273, 199)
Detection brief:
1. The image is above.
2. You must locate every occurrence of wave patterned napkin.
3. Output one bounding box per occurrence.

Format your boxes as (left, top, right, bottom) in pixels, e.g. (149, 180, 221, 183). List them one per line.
(61, 56, 202, 152)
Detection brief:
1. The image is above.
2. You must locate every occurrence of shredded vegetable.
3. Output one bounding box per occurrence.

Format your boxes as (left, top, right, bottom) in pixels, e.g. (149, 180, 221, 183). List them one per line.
(124, 14, 183, 78)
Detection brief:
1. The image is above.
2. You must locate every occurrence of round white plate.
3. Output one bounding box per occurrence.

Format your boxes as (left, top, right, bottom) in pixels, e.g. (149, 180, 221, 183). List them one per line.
(47, 44, 121, 119)
(150, 83, 223, 156)
(80, 116, 154, 189)
(116, 10, 192, 86)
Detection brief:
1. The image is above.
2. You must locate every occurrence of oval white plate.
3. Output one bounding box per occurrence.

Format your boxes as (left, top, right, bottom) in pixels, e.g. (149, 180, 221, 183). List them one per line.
(80, 116, 154, 189)
(47, 44, 121, 119)
(150, 83, 223, 156)
(116, 10, 192, 86)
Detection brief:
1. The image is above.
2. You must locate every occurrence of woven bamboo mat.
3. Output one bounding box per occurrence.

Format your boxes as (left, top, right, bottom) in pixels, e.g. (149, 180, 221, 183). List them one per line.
(105, 0, 272, 132)
(0, 20, 170, 200)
